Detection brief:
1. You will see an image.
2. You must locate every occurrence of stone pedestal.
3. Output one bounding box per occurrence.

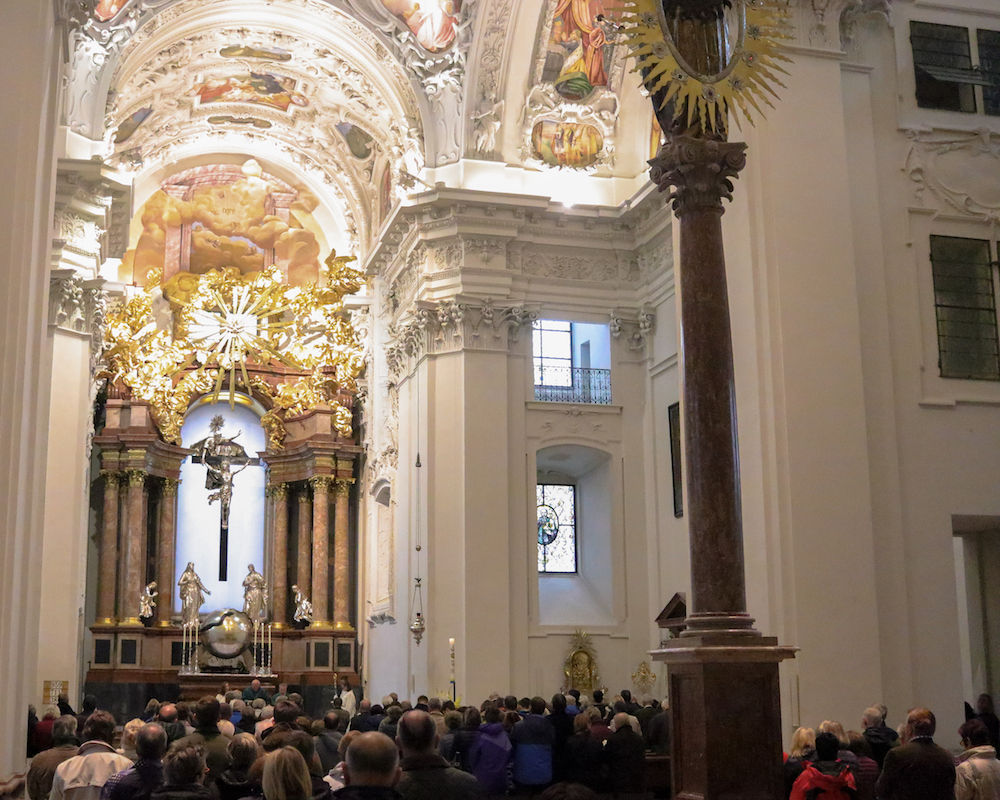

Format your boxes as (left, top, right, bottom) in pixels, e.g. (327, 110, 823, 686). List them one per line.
(653, 638, 796, 800)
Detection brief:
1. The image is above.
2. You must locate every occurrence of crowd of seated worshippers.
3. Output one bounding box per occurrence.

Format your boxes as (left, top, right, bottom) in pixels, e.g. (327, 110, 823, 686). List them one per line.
(21, 687, 1000, 799)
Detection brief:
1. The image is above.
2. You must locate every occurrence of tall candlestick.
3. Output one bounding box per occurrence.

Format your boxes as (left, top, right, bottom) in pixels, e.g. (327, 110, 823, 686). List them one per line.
(449, 637, 456, 702)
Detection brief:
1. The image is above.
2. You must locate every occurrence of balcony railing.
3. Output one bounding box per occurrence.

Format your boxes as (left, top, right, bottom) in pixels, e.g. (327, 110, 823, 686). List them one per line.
(534, 365, 612, 404)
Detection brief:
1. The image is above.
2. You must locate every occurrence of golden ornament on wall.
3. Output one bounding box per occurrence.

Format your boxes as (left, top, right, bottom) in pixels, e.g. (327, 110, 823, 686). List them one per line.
(563, 630, 603, 696)
(102, 250, 365, 449)
(617, 0, 792, 133)
(631, 659, 657, 696)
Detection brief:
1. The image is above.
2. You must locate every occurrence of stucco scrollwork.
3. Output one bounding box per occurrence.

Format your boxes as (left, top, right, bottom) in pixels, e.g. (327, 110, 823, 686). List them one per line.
(904, 128, 1000, 222)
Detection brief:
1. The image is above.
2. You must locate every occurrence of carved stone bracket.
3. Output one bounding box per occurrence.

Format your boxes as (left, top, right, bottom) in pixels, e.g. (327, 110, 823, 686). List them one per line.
(649, 137, 747, 215)
(610, 308, 656, 353)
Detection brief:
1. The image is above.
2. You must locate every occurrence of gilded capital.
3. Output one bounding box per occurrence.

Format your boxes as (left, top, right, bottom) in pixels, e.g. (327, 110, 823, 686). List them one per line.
(101, 470, 121, 489)
(298, 490, 311, 505)
(310, 476, 333, 493)
(126, 469, 146, 487)
(162, 478, 180, 496)
(267, 482, 289, 500)
(649, 136, 747, 215)
(334, 478, 354, 498)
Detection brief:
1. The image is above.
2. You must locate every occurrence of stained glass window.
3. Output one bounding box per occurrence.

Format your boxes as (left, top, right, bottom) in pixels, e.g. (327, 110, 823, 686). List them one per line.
(537, 483, 577, 573)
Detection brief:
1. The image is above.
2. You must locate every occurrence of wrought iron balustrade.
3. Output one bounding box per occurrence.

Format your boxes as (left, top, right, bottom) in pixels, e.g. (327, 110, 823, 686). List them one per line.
(534, 366, 612, 404)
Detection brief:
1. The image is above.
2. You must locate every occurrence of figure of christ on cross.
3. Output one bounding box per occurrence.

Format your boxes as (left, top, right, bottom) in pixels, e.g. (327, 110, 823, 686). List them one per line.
(197, 415, 256, 580)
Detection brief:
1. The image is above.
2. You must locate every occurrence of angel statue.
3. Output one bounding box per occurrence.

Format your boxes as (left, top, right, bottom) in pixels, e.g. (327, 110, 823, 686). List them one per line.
(243, 564, 268, 622)
(179, 562, 210, 627)
(292, 584, 314, 625)
(139, 581, 158, 620)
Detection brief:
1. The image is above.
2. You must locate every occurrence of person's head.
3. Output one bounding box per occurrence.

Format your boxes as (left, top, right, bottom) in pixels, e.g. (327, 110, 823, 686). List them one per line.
(444, 710, 462, 731)
(621, 690, 632, 703)
(789, 727, 815, 758)
(251, 679, 262, 692)
(463, 707, 481, 730)
(52, 715, 78, 743)
(163, 745, 206, 785)
(266, 731, 316, 772)
(262, 747, 311, 800)
(875, 704, 888, 724)
(530, 696, 546, 715)
(359, 699, 371, 713)
(288, 693, 304, 709)
(157, 703, 178, 723)
(219, 703, 233, 721)
(58, 691, 69, 705)
(567, 689, 580, 704)
(978, 694, 995, 715)
(518, 698, 530, 711)
(386, 705, 403, 722)
(176, 702, 190, 721)
(416, 695, 428, 706)
(194, 696, 221, 729)
(81, 695, 97, 714)
(814, 732, 840, 761)
(862, 706, 882, 730)
(504, 710, 520, 732)
(847, 731, 873, 758)
(503, 695, 517, 712)
(278, 683, 289, 696)
(343, 731, 400, 787)
(324, 712, 341, 732)
(273, 700, 300, 724)
(338, 730, 360, 760)
(43, 705, 57, 720)
(818, 720, 848, 748)
(136, 723, 168, 761)
(229, 733, 262, 771)
(484, 704, 502, 725)
(122, 718, 145, 751)
(592, 690, 604, 704)
(573, 713, 590, 734)
(551, 694, 567, 713)
(960, 718, 991, 748)
(144, 699, 161, 717)
(611, 712, 630, 732)
(82, 710, 116, 745)
(428, 697, 442, 712)
(539, 783, 599, 800)
(397, 709, 438, 756)
(331, 697, 343, 710)
(253, 699, 266, 711)
(907, 707, 936, 738)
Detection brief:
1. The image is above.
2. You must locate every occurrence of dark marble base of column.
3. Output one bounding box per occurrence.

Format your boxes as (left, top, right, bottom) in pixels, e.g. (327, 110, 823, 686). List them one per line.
(653, 641, 797, 800)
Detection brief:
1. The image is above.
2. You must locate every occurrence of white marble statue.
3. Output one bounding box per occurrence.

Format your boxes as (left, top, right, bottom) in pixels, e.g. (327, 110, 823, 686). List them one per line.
(292, 584, 314, 625)
(179, 562, 210, 627)
(139, 581, 158, 620)
(243, 563, 267, 622)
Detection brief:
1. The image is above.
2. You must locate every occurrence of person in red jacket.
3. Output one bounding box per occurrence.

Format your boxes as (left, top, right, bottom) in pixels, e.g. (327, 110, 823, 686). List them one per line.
(790, 732, 858, 800)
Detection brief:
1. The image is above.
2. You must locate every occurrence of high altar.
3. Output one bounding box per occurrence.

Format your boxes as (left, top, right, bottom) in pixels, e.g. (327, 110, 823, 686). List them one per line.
(85, 162, 365, 715)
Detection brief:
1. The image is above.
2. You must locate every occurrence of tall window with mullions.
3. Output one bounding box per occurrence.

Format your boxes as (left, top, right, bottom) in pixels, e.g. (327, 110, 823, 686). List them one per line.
(978, 29, 1000, 116)
(536, 483, 577, 573)
(930, 235, 1000, 380)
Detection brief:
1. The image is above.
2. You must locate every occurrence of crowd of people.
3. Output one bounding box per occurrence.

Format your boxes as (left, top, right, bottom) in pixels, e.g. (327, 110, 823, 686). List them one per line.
(24, 686, 1000, 800)
(784, 695, 1000, 800)
(24, 686, 669, 800)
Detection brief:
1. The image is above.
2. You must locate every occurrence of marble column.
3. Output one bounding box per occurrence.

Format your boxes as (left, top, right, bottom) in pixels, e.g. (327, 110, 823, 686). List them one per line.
(309, 477, 332, 627)
(122, 470, 146, 625)
(333, 478, 354, 631)
(271, 484, 289, 627)
(156, 479, 179, 626)
(297, 489, 311, 603)
(97, 471, 121, 624)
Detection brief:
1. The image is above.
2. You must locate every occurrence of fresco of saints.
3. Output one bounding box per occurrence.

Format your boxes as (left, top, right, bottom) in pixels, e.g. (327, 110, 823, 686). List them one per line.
(380, 0, 461, 53)
(548, 0, 618, 100)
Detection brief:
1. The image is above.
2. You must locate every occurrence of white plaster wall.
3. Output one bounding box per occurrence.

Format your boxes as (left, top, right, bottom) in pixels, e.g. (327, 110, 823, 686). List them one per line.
(37, 330, 93, 713)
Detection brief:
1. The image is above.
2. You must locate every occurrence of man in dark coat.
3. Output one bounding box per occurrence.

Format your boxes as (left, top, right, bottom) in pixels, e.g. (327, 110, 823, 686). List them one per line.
(316, 712, 345, 774)
(395, 711, 484, 800)
(862, 705, 898, 770)
(874, 708, 956, 800)
(170, 697, 231, 787)
(335, 731, 402, 800)
(26, 715, 79, 800)
(103, 723, 167, 800)
(604, 713, 646, 796)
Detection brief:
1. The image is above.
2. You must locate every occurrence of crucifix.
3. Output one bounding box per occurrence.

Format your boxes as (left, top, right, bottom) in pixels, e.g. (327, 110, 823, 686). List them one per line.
(192, 415, 259, 580)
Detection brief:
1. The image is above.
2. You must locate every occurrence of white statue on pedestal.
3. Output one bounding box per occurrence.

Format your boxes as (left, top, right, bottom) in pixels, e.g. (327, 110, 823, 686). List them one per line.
(139, 581, 158, 620)
(243, 564, 267, 622)
(179, 562, 210, 627)
(292, 584, 313, 625)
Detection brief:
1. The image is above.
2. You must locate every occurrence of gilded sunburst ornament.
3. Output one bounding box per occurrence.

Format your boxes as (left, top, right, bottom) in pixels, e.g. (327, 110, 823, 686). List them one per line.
(619, 0, 792, 133)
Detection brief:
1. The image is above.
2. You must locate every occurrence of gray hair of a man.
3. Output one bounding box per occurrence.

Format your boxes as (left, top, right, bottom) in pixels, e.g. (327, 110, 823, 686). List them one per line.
(862, 707, 882, 729)
(344, 731, 400, 787)
(52, 715, 78, 741)
(136, 723, 168, 761)
(610, 712, 632, 732)
(397, 710, 438, 756)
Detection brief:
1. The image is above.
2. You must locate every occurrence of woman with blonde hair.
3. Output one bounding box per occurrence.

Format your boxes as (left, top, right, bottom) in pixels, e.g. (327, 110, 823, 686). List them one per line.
(262, 747, 312, 800)
(784, 727, 815, 800)
(818, 720, 859, 774)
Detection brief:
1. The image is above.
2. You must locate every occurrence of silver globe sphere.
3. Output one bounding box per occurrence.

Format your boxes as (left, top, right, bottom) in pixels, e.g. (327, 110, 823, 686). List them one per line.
(200, 608, 252, 658)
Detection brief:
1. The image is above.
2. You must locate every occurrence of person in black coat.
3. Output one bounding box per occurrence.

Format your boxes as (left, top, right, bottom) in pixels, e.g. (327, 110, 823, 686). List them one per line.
(563, 714, 604, 793)
(967, 694, 1000, 752)
(874, 708, 956, 800)
(151, 745, 216, 800)
(603, 714, 645, 796)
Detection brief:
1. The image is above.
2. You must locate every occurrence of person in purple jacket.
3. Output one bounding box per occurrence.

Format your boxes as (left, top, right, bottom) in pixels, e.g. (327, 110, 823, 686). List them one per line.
(469, 703, 512, 794)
